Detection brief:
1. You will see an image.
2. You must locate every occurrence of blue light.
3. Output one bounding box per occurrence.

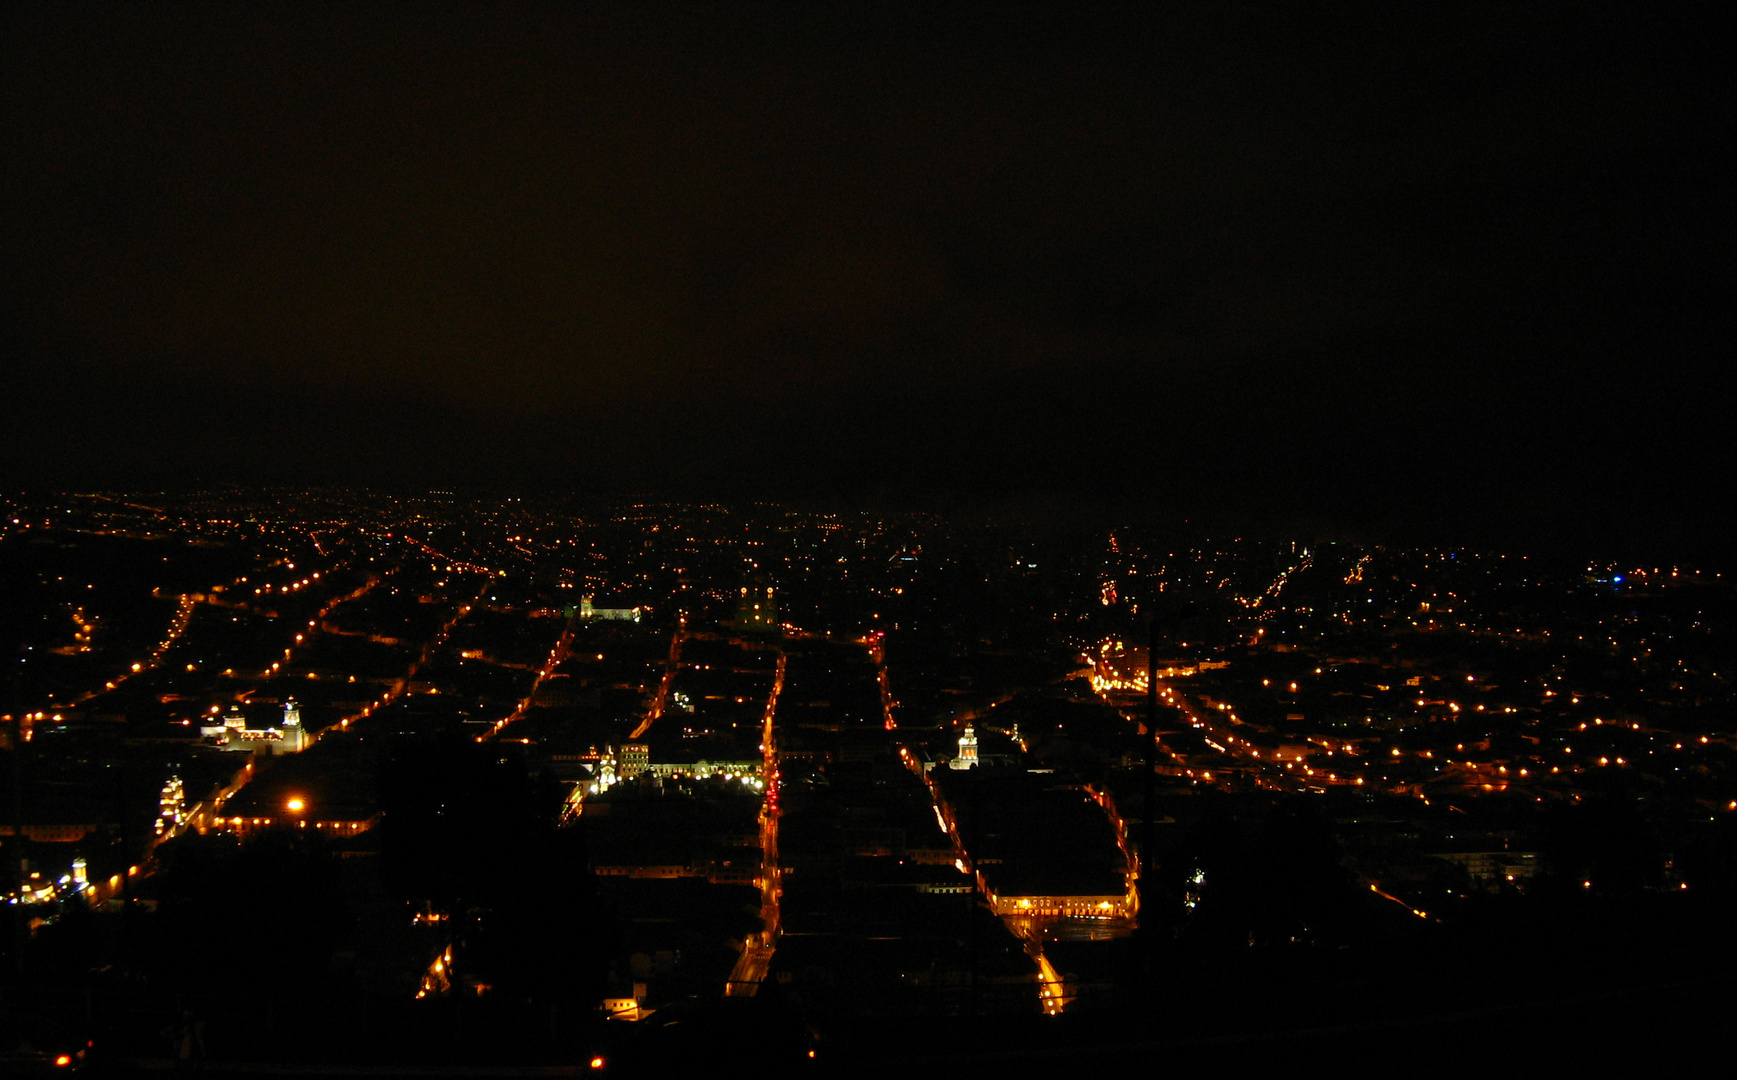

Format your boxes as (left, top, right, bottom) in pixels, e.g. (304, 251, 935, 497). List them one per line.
(1613, 575, 1624, 584)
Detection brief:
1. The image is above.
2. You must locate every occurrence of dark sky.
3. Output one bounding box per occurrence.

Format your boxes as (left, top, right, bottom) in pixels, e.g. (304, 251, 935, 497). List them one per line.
(5, 4, 1724, 557)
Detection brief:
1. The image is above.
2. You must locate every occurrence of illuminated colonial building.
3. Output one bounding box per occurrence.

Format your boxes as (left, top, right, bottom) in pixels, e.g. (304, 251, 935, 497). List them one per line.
(619, 743, 650, 778)
(951, 725, 979, 770)
(280, 699, 307, 752)
(579, 595, 641, 621)
(735, 580, 778, 633)
(196, 699, 307, 755)
(580, 742, 763, 794)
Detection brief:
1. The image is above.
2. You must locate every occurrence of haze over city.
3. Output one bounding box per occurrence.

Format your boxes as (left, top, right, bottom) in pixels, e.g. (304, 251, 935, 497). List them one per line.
(6, 4, 1724, 558)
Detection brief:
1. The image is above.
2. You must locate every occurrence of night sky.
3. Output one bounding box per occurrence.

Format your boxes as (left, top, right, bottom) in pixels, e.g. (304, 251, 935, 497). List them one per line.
(6, 5, 1723, 556)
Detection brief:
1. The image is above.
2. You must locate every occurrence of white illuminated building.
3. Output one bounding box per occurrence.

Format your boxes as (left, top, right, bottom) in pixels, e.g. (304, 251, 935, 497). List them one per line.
(580, 595, 641, 621)
(197, 699, 307, 755)
(281, 698, 307, 752)
(951, 725, 979, 770)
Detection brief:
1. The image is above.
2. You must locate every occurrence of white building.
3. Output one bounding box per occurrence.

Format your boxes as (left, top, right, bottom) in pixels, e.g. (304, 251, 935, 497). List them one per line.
(951, 725, 979, 770)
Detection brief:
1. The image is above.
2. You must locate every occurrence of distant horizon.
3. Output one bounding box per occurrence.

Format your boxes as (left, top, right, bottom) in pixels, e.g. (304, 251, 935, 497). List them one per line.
(6, 484, 1729, 573)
